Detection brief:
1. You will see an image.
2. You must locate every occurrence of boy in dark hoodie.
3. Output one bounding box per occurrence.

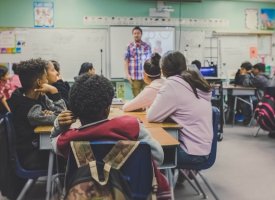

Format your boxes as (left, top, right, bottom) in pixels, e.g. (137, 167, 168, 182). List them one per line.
(234, 62, 253, 86)
(240, 63, 270, 99)
(238, 63, 270, 124)
(8, 58, 66, 170)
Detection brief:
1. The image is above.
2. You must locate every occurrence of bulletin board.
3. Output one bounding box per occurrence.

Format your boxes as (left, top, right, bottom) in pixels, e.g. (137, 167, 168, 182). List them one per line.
(218, 34, 273, 77)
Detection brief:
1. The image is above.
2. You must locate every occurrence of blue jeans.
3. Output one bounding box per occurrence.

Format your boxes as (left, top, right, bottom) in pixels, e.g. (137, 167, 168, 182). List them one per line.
(177, 146, 208, 167)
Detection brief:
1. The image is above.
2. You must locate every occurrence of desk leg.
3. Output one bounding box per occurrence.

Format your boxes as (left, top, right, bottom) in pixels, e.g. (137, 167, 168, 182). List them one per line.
(165, 168, 175, 200)
(232, 96, 239, 127)
(46, 151, 54, 200)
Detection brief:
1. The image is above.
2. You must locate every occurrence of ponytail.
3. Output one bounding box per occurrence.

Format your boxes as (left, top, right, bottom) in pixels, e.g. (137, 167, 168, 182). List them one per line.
(181, 70, 211, 98)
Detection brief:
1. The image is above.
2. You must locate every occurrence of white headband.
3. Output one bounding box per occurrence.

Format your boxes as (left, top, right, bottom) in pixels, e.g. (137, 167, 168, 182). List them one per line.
(144, 71, 161, 78)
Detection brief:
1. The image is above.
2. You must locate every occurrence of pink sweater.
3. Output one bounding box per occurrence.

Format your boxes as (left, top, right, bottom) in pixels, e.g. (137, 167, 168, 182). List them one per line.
(0, 75, 21, 99)
(147, 75, 213, 156)
(122, 79, 165, 112)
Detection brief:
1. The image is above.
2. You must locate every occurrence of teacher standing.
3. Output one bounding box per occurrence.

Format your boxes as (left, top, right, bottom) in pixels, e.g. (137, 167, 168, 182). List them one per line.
(124, 26, 152, 97)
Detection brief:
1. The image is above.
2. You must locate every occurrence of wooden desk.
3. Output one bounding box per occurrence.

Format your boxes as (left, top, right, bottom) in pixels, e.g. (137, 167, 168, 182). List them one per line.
(34, 126, 179, 148)
(110, 108, 182, 129)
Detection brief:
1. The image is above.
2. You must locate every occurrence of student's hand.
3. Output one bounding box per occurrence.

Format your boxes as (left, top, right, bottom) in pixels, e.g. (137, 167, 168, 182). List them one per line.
(42, 110, 54, 116)
(240, 68, 247, 75)
(58, 110, 76, 126)
(34, 83, 58, 94)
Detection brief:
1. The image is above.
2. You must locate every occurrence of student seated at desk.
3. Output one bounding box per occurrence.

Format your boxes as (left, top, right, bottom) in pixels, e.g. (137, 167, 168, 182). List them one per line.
(240, 63, 270, 99)
(234, 61, 252, 85)
(147, 51, 213, 167)
(122, 53, 165, 112)
(51, 74, 163, 165)
(0, 65, 21, 113)
(47, 60, 70, 107)
(8, 58, 66, 170)
(227, 62, 253, 124)
(50, 74, 170, 195)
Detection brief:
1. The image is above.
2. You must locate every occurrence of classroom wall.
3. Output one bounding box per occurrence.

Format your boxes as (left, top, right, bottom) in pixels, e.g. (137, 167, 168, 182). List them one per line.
(0, 0, 275, 31)
(1, 0, 274, 100)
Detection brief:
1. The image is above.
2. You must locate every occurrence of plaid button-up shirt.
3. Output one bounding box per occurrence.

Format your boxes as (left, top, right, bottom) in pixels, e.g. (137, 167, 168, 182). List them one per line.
(124, 41, 152, 80)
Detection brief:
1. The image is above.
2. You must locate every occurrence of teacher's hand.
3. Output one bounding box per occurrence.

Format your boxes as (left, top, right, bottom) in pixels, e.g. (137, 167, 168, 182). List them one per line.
(126, 74, 132, 84)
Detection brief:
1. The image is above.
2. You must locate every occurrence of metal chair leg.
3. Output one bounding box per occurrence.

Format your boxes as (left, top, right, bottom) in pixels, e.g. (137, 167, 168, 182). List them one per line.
(253, 127, 261, 137)
(189, 170, 208, 199)
(179, 169, 200, 195)
(16, 179, 35, 200)
(165, 168, 175, 200)
(198, 172, 220, 200)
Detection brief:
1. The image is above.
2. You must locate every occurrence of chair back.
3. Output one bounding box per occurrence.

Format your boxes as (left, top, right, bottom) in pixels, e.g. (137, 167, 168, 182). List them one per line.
(183, 107, 219, 170)
(65, 141, 153, 200)
(4, 112, 47, 179)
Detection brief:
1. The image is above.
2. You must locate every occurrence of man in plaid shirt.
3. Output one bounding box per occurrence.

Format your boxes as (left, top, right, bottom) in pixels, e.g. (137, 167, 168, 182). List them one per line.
(124, 26, 152, 97)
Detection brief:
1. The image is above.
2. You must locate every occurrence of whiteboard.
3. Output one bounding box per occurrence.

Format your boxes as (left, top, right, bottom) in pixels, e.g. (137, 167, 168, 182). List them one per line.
(219, 35, 258, 77)
(177, 30, 205, 65)
(0, 28, 108, 81)
(110, 26, 175, 78)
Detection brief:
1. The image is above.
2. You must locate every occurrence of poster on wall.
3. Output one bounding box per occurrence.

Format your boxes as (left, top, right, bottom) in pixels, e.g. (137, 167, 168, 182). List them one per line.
(33, 2, 54, 28)
(245, 9, 258, 30)
(260, 8, 275, 30)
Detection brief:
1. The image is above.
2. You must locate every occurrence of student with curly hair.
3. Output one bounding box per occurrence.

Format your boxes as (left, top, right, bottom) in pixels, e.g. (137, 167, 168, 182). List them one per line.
(147, 51, 213, 167)
(50, 74, 173, 197)
(51, 74, 163, 165)
(8, 58, 66, 170)
(122, 53, 164, 112)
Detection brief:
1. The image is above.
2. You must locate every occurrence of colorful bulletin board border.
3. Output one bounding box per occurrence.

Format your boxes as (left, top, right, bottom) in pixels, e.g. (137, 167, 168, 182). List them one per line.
(0, 47, 21, 54)
(260, 8, 275, 30)
(33, 2, 54, 28)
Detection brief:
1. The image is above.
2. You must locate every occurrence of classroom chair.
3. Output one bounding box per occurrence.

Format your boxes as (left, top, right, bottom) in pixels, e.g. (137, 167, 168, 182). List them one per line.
(65, 141, 156, 200)
(4, 112, 48, 200)
(177, 107, 220, 200)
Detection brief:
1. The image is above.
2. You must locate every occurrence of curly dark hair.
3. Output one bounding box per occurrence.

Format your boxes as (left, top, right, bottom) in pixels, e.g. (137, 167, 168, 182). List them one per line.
(12, 63, 19, 75)
(69, 74, 114, 123)
(17, 58, 47, 91)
